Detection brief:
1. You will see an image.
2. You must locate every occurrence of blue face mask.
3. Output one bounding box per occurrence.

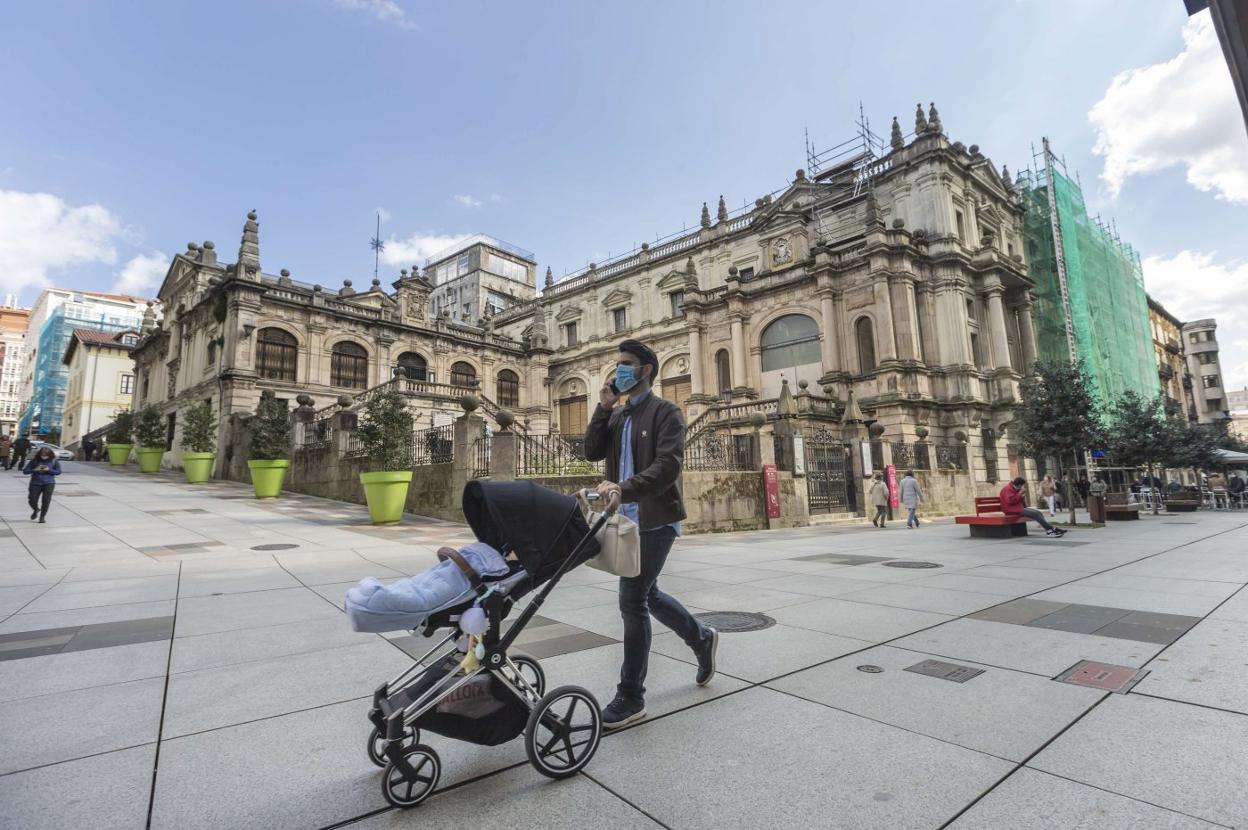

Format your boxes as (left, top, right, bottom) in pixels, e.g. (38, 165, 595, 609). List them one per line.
(614, 363, 640, 393)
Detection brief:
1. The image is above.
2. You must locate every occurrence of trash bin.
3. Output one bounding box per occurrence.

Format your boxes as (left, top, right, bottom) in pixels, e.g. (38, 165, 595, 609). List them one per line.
(1087, 494, 1106, 524)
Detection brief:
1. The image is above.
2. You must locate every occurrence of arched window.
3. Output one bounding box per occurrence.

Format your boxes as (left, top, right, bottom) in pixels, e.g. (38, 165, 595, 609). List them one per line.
(760, 314, 821, 372)
(330, 341, 368, 389)
(450, 361, 477, 388)
(714, 349, 731, 393)
(256, 328, 297, 382)
(396, 351, 427, 381)
(496, 369, 519, 408)
(855, 317, 876, 374)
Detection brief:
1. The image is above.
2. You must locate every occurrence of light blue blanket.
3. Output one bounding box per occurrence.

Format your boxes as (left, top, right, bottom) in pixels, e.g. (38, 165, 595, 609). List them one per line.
(345, 542, 510, 633)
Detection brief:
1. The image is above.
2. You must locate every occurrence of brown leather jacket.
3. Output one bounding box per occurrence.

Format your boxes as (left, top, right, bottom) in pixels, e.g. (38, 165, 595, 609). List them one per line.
(584, 390, 686, 530)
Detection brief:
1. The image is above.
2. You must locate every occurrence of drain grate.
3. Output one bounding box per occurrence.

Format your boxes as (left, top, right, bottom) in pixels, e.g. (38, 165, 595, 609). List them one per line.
(857, 665, 884, 674)
(250, 543, 300, 551)
(1055, 660, 1148, 693)
(1162, 522, 1197, 525)
(693, 611, 775, 633)
(883, 561, 942, 569)
(905, 659, 985, 683)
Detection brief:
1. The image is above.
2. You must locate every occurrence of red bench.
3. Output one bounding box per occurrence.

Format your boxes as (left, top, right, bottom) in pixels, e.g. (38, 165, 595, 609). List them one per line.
(955, 497, 1028, 538)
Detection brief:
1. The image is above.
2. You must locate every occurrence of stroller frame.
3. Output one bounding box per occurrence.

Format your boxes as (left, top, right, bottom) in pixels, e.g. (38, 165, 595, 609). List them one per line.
(367, 495, 612, 808)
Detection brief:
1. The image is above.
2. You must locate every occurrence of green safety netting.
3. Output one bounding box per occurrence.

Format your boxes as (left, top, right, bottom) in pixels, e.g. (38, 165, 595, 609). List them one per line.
(1019, 164, 1159, 409)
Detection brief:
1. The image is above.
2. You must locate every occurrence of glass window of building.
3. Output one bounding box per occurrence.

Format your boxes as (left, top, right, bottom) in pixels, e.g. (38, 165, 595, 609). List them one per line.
(257, 328, 298, 382)
(760, 314, 820, 372)
(396, 352, 427, 380)
(855, 317, 876, 374)
(669, 291, 684, 318)
(496, 369, 519, 407)
(613, 307, 628, 333)
(564, 322, 578, 347)
(485, 253, 527, 282)
(330, 341, 368, 389)
(450, 361, 477, 388)
(715, 349, 731, 393)
(120, 374, 134, 394)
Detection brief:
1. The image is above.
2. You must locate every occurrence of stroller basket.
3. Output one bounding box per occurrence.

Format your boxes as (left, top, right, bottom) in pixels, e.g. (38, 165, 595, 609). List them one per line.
(387, 653, 528, 747)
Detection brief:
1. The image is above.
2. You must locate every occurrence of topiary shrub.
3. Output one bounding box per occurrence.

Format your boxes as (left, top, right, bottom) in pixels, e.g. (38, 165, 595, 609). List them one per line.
(180, 401, 217, 453)
(357, 388, 413, 471)
(108, 411, 134, 444)
(248, 391, 291, 460)
(135, 406, 166, 448)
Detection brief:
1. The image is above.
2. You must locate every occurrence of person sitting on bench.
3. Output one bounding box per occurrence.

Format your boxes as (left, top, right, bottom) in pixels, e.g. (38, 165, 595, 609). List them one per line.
(1000, 477, 1066, 537)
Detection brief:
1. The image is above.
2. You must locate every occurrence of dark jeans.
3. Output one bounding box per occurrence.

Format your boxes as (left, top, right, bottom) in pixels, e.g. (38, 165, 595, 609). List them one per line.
(28, 483, 53, 517)
(873, 505, 887, 524)
(617, 526, 709, 702)
(1021, 507, 1054, 531)
(12, 452, 27, 471)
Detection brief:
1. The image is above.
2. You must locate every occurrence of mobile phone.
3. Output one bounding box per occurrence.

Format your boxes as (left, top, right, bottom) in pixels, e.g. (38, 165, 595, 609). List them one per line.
(609, 380, 620, 394)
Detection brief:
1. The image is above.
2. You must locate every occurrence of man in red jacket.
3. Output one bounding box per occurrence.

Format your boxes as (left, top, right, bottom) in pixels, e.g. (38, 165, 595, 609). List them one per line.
(1000, 477, 1066, 537)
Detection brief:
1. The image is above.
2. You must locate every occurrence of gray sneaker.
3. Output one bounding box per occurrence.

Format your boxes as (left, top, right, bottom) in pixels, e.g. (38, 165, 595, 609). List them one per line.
(601, 695, 646, 731)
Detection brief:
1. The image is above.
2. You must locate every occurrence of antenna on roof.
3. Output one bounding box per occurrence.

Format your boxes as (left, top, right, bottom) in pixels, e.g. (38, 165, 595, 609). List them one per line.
(370, 212, 385, 282)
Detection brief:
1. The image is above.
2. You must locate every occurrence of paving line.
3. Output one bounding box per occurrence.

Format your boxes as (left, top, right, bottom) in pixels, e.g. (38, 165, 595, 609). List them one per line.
(143, 561, 182, 830)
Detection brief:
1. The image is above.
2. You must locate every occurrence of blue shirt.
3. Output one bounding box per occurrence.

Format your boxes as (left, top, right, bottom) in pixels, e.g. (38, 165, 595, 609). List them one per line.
(618, 389, 680, 535)
(23, 458, 62, 486)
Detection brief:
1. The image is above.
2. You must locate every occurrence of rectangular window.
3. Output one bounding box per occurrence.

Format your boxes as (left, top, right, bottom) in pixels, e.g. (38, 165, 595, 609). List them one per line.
(613, 307, 628, 333)
(738, 267, 754, 281)
(564, 322, 578, 347)
(1189, 333, 1199, 344)
(670, 291, 684, 318)
(485, 253, 527, 282)
(120, 374, 134, 394)
(1203, 375, 1221, 389)
(955, 210, 965, 240)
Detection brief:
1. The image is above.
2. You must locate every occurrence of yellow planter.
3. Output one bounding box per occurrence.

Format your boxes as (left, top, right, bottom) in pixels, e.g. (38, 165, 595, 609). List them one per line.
(136, 447, 165, 473)
(107, 444, 132, 466)
(248, 459, 289, 499)
(360, 470, 413, 524)
(183, 452, 215, 483)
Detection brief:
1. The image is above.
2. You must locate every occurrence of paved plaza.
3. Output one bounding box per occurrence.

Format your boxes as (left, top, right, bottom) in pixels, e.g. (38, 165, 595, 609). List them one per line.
(0, 463, 1246, 829)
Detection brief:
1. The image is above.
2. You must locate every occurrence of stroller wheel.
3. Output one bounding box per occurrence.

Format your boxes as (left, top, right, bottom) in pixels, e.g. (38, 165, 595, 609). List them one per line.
(367, 724, 418, 768)
(524, 685, 603, 780)
(511, 652, 546, 697)
(381, 744, 440, 809)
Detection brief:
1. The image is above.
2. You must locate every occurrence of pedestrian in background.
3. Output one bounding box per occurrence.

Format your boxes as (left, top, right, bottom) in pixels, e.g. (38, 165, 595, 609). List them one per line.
(1076, 476, 1090, 507)
(10, 435, 30, 473)
(900, 470, 924, 528)
(1040, 474, 1057, 517)
(23, 446, 61, 523)
(869, 473, 889, 528)
(0, 434, 11, 471)
(81, 437, 96, 462)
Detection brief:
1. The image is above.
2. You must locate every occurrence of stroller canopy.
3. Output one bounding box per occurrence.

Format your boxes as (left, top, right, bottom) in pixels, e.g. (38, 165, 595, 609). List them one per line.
(462, 480, 599, 582)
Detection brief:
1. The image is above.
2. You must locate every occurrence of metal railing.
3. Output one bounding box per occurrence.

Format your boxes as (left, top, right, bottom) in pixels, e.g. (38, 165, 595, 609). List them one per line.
(686, 429, 756, 472)
(934, 444, 969, 472)
(299, 416, 333, 449)
(891, 441, 931, 472)
(472, 435, 490, 478)
(516, 433, 601, 477)
(411, 424, 454, 466)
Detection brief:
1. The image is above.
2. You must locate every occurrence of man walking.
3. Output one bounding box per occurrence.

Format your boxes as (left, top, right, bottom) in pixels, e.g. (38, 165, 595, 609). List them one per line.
(0, 434, 10, 471)
(869, 473, 890, 528)
(900, 470, 924, 528)
(585, 339, 717, 730)
(1001, 477, 1066, 537)
(10, 435, 31, 473)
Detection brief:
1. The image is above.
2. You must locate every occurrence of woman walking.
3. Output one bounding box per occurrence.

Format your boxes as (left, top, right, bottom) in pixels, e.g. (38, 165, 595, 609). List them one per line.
(23, 446, 61, 523)
(1040, 474, 1058, 517)
(900, 470, 924, 528)
(869, 473, 890, 528)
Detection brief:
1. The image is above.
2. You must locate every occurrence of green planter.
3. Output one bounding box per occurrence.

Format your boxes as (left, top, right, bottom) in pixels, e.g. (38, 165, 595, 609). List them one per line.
(183, 452, 215, 484)
(136, 447, 165, 473)
(107, 444, 133, 466)
(360, 470, 412, 525)
(248, 459, 289, 499)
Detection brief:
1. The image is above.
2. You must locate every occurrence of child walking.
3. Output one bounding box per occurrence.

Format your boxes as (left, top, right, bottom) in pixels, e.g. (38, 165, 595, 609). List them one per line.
(23, 446, 61, 523)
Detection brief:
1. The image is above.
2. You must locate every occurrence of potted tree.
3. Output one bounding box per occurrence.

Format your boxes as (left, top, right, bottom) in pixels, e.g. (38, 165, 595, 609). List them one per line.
(357, 388, 413, 524)
(106, 411, 134, 466)
(180, 401, 217, 483)
(134, 406, 167, 473)
(247, 391, 290, 498)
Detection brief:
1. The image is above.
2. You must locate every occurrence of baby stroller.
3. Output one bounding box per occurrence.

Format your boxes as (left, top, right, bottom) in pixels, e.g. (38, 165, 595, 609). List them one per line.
(365, 480, 613, 808)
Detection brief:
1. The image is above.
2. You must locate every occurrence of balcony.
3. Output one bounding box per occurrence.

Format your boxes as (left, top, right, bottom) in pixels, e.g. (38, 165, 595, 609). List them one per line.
(1158, 363, 1175, 380)
(1163, 337, 1181, 354)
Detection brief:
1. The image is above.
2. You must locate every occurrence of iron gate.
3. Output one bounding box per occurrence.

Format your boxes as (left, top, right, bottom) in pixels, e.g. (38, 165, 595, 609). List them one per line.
(804, 428, 856, 513)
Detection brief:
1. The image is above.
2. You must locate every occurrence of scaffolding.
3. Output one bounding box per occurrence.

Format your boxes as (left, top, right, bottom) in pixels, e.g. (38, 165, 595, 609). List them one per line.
(18, 309, 132, 437)
(1018, 138, 1159, 408)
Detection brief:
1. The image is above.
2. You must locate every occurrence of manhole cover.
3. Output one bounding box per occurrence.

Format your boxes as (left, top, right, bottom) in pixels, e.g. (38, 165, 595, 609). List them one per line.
(905, 659, 984, 683)
(693, 611, 775, 633)
(1055, 660, 1148, 693)
(250, 543, 299, 551)
(883, 561, 942, 569)
(1163, 522, 1197, 525)
(857, 665, 884, 673)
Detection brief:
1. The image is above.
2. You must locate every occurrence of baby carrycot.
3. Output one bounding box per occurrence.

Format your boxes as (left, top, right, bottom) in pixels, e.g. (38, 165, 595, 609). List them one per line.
(365, 480, 610, 809)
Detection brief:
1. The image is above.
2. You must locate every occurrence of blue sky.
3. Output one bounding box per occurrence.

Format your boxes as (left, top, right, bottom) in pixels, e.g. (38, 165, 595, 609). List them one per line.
(2, 0, 1246, 385)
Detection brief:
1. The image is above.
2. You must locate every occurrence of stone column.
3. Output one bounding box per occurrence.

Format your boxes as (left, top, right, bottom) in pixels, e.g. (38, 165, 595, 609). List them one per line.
(985, 287, 1013, 370)
(730, 315, 747, 388)
(874, 278, 897, 361)
(1017, 296, 1037, 370)
(688, 324, 705, 396)
(490, 430, 517, 480)
(936, 283, 970, 365)
(819, 292, 840, 370)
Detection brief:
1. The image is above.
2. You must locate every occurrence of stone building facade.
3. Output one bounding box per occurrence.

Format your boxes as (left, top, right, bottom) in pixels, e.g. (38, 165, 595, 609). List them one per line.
(131, 214, 553, 471)
(1182, 318, 1228, 425)
(1147, 296, 1198, 422)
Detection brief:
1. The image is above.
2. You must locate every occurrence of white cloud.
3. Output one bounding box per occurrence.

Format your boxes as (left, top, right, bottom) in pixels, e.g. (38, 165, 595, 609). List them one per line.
(112, 252, 169, 296)
(332, 0, 417, 30)
(0, 189, 123, 297)
(451, 194, 483, 208)
(1089, 13, 1248, 203)
(379, 232, 470, 267)
(1143, 250, 1248, 389)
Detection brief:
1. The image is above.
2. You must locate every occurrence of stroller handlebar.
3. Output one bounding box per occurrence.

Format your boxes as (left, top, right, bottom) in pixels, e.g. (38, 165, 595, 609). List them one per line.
(580, 488, 621, 516)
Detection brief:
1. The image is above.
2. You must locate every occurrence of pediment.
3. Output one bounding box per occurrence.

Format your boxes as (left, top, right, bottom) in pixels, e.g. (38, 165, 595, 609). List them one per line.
(656, 270, 688, 291)
(555, 304, 583, 322)
(978, 203, 1003, 225)
(601, 288, 633, 308)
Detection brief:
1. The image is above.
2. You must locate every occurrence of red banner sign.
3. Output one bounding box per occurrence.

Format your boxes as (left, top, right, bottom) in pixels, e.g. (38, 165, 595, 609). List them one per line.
(887, 464, 899, 508)
(763, 463, 781, 519)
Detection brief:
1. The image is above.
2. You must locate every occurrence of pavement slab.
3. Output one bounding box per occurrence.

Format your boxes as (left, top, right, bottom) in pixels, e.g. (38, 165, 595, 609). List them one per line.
(0, 743, 156, 830)
(1132, 616, 1248, 714)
